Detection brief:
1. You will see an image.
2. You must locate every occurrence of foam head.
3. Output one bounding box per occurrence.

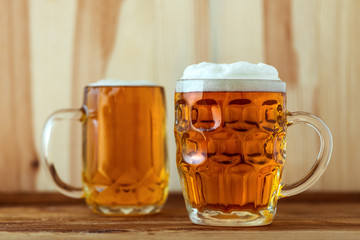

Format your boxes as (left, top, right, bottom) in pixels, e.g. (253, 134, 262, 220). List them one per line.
(177, 62, 286, 92)
(87, 79, 160, 87)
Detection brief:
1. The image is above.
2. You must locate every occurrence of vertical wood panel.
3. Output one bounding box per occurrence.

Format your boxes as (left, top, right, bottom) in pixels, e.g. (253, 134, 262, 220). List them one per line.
(105, 0, 156, 81)
(343, 0, 360, 189)
(284, 0, 321, 189)
(0, 0, 358, 192)
(30, 0, 77, 190)
(210, 0, 264, 63)
(263, 0, 298, 85)
(70, 0, 123, 184)
(0, 0, 37, 191)
(153, 0, 206, 190)
(193, 0, 210, 62)
(104, 0, 212, 191)
(315, 0, 360, 190)
(72, 0, 123, 106)
(265, 0, 360, 191)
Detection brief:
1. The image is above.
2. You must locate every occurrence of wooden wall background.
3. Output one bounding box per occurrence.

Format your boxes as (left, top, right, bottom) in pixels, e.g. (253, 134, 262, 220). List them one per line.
(0, 0, 359, 192)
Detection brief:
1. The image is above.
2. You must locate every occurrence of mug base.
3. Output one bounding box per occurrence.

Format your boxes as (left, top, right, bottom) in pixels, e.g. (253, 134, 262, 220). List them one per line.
(89, 204, 164, 216)
(188, 208, 274, 227)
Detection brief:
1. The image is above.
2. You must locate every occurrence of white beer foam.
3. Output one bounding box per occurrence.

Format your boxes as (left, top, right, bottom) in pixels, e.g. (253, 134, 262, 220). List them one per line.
(88, 79, 160, 87)
(177, 62, 286, 92)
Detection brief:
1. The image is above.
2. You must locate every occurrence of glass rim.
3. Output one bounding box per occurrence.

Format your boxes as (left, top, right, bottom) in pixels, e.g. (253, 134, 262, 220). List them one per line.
(85, 84, 164, 88)
(175, 78, 286, 93)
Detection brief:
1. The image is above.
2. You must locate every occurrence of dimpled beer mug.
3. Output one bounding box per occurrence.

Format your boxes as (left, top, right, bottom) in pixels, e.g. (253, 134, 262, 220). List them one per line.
(42, 80, 169, 215)
(174, 62, 332, 226)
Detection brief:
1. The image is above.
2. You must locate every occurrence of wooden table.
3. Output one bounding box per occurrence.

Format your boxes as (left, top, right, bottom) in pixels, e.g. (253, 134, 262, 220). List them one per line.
(0, 193, 359, 239)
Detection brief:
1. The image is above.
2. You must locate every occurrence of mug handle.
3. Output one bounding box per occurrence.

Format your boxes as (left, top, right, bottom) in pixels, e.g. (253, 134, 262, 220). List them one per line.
(41, 108, 86, 198)
(279, 111, 333, 198)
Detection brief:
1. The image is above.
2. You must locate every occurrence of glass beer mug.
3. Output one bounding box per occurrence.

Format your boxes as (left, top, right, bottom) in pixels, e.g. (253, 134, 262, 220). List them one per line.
(174, 62, 332, 226)
(42, 80, 169, 215)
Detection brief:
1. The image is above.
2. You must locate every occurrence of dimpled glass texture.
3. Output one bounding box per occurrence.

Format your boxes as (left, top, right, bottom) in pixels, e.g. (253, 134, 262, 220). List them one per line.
(175, 91, 286, 226)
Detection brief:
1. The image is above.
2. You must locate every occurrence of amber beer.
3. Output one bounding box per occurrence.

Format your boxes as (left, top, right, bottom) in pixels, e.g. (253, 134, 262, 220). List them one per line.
(83, 85, 168, 214)
(175, 63, 332, 226)
(42, 81, 168, 215)
(175, 79, 287, 225)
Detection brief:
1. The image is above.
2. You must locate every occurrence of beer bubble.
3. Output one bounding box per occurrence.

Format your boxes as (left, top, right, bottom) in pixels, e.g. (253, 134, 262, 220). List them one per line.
(177, 62, 286, 93)
(88, 79, 160, 87)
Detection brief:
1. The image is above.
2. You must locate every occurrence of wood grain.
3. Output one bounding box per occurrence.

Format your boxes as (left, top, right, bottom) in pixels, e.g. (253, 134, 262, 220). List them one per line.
(0, 232, 359, 240)
(210, 0, 264, 63)
(315, 0, 360, 190)
(153, 0, 201, 190)
(0, 193, 359, 239)
(283, 0, 321, 190)
(263, 0, 298, 85)
(71, 0, 123, 104)
(271, 0, 360, 191)
(0, 0, 358, 192)
(0, 0, 38, 191)
(29, 0, 78, 190)
(70, 0, 123, 184)
(193, 0, 210, 62)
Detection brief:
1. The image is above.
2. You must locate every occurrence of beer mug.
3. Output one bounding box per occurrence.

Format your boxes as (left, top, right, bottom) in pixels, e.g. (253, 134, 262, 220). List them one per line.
(42, 80, 169, 215)
(174, 62, 332, 226)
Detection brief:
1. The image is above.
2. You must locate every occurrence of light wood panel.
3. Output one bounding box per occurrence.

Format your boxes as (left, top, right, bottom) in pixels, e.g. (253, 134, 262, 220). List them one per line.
(315, 0, 360, 189)
(264, 0, 360, 190)
(0, 0, 359, 192)
(283, 0, 321, 189)
(0, 0, 38, 191)
(210, 0, 264, 63)
(193, 0, 210, 62)
(153, 0, 206, 190)
(70, 0, 123, 186)
(71, 0, 123, 104)
(30, 0, 77, 190)
(263, 0, 319, 188)
(264, 0, 298, 85)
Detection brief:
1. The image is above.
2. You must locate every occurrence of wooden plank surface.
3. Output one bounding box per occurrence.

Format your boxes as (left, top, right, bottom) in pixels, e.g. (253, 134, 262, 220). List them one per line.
(0, 193, 359, 239)
(0, 0, 359, 193)
(264, 0, 298, 85)
(30, 0, 78, 190)
(263, 0, 360, 191)
(0, 0, 38, 191)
